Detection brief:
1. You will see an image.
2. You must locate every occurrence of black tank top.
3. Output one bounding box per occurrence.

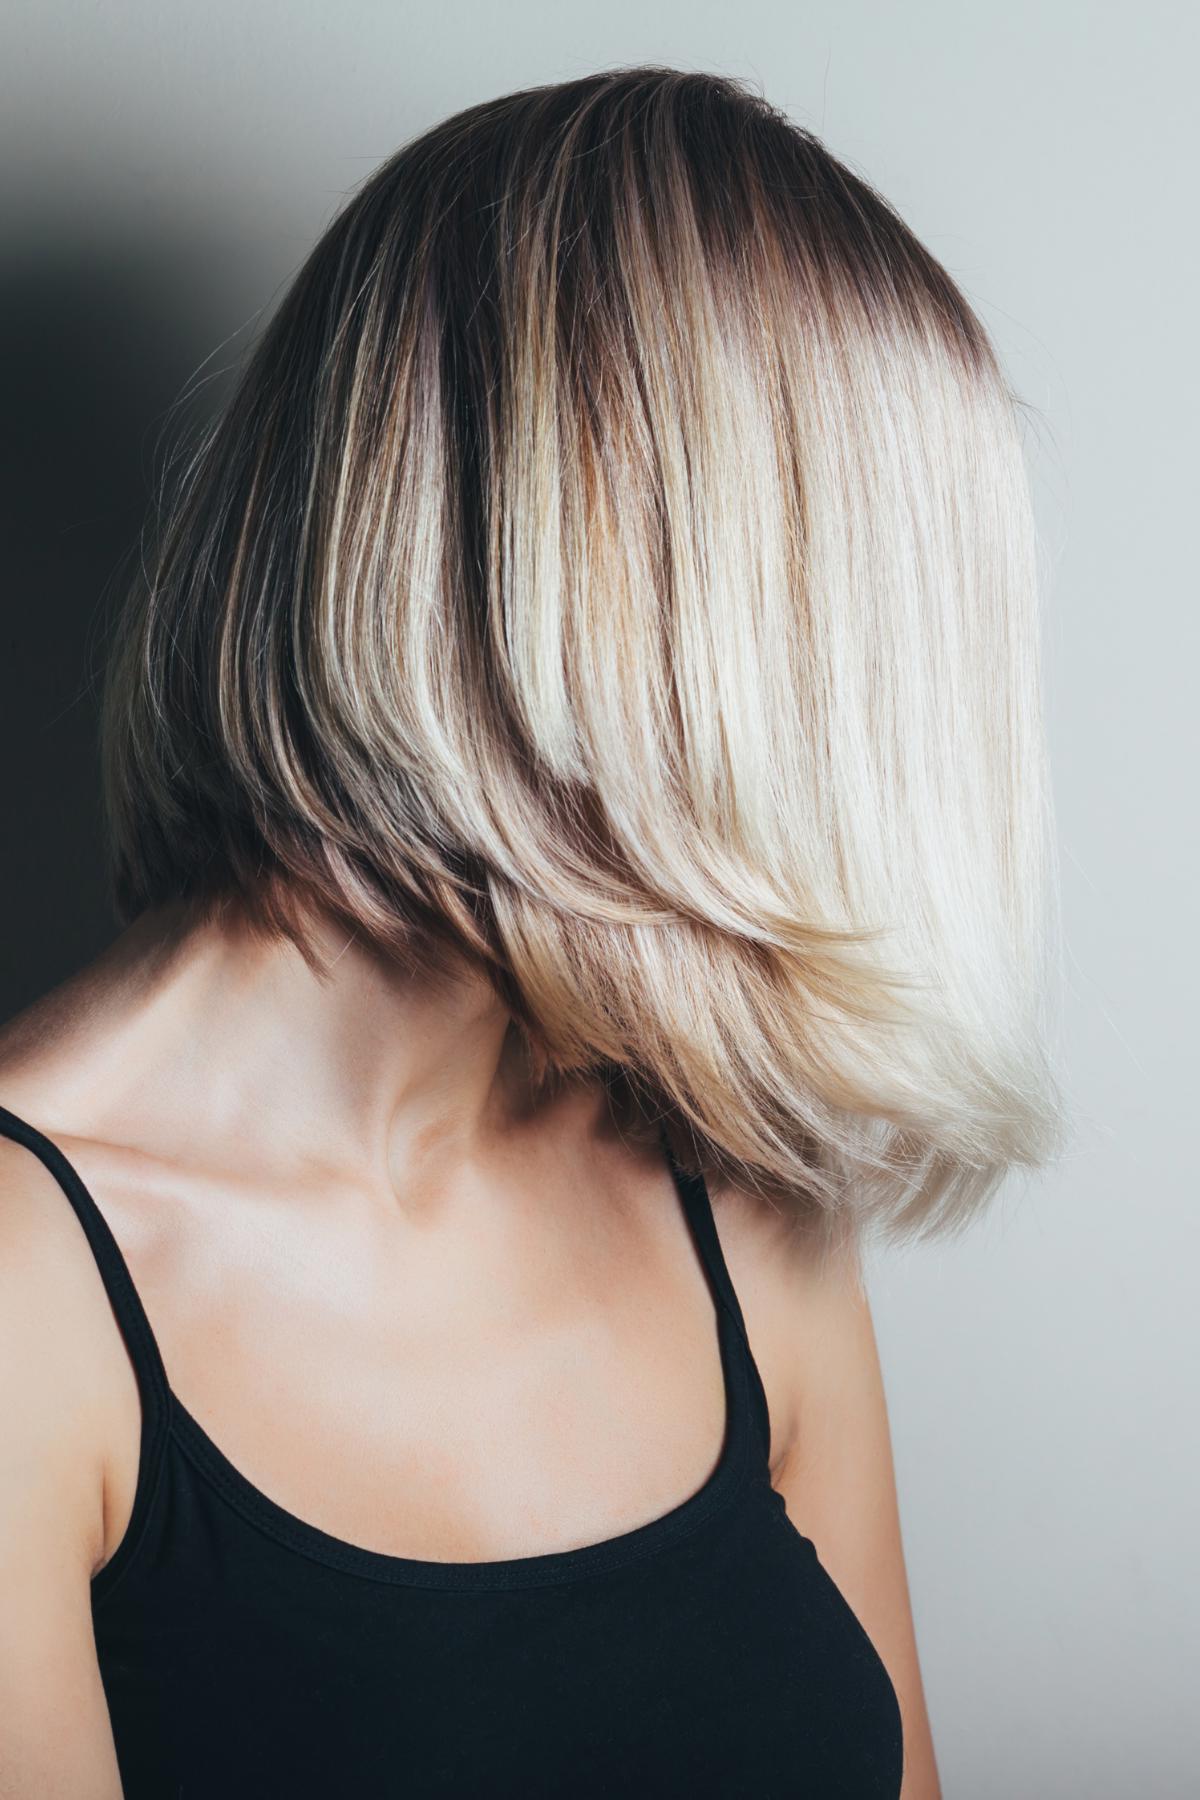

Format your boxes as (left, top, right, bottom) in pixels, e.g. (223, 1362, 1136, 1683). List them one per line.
(0, 1100, 903, 1798)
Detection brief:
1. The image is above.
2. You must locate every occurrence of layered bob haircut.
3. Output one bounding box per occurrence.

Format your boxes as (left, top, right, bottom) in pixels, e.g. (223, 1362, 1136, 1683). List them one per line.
(100, 66, 1063, 1242)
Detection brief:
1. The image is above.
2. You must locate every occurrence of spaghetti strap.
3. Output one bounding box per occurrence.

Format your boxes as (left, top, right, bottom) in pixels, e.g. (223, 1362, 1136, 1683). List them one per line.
(659, 1121, 774, 1468)
(0, 1100, 171, 1444)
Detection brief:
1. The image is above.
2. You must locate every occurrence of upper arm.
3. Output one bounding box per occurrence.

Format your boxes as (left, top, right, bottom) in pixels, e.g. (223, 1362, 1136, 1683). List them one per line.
(712, 1185, 940, 1800)
(0, 1141, 125, 1798)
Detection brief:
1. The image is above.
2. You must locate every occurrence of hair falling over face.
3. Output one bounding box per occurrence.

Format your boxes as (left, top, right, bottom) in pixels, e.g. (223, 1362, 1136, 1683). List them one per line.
(97, 65, 1066, 1247)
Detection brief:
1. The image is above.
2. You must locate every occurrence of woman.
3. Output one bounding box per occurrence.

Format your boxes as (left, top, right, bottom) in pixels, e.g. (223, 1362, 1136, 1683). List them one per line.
(0, 66, 1061, 1799)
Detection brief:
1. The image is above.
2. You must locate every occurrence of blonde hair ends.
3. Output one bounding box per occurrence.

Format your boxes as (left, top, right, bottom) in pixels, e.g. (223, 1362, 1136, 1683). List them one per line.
(99, 66, 1065, 1242)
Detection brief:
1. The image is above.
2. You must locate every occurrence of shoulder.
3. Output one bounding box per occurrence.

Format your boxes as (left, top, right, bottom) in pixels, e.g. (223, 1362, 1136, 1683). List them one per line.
(0, 1130, 130, 1792)
(704, 1169, 870, 1476)
(708, 1171, 943, 1785)
(0, 1130, 131, 1581)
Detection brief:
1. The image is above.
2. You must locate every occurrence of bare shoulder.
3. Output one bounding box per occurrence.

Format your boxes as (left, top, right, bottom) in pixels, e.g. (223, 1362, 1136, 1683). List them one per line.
(703, 1167, 865, 1476)
(707, 1168, 941, 1798)
(0, 1131, 130, 1580)
(0, 1131, 131, 1793)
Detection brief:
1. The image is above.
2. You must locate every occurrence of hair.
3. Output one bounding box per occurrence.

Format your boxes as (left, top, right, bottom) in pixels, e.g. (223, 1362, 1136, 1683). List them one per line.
(99, 64, 1064, 1246)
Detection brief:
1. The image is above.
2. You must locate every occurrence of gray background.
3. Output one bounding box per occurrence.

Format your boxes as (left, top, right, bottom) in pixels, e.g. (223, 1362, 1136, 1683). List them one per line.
(2, 3, 1195, 1793)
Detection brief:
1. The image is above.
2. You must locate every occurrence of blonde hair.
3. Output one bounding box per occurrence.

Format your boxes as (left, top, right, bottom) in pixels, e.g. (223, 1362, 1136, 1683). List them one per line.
(99, 65, 1064, 1242)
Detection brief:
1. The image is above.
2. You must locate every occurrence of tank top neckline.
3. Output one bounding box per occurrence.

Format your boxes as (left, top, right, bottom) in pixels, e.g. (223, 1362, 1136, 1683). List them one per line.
(0, 1099, 769, 1594)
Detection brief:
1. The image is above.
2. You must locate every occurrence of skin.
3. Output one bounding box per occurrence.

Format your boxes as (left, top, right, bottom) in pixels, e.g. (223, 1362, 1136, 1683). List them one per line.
(0, 898, 939, 1798)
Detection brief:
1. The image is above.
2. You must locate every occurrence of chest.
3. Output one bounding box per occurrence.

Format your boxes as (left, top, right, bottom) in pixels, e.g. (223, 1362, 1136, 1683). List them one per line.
(90, 1146, 786, 1567)
(95, 1435, 904, 1800)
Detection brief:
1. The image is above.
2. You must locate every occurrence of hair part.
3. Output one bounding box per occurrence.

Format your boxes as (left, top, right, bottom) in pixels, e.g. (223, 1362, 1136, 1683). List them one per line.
(99, 64, 1065, 1244)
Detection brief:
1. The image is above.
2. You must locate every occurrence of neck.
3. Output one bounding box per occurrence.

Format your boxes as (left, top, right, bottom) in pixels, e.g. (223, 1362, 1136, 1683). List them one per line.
(0, 893, 584, 1194)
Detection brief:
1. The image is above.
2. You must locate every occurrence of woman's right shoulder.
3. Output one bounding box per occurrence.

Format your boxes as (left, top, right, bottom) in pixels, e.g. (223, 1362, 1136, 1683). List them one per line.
(0, 1130, 129, 1792)
(0, 1129, 131, 1581)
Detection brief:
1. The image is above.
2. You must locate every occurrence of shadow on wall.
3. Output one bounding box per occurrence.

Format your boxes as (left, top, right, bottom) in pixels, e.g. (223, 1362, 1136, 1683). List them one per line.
(0, 222, 242, 1020)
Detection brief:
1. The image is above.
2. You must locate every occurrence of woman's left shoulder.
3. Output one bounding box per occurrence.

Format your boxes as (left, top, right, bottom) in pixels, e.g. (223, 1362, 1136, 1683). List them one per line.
(705, 1173, 867, 1480)
(710, 1173, 942, 1797)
